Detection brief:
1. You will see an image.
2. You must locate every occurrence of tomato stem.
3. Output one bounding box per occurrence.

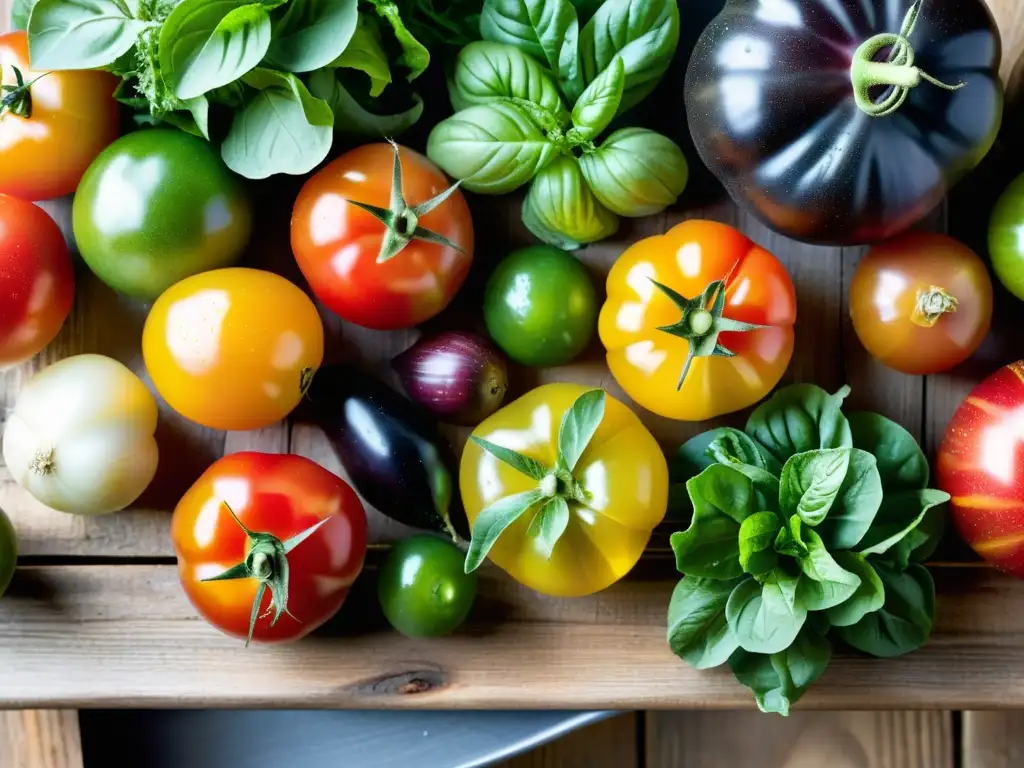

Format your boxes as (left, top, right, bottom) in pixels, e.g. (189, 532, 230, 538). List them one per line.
(911, 285, 958, 328)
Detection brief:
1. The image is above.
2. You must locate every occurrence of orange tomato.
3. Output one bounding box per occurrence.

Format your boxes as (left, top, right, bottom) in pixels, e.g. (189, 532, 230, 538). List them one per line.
(0, 31, 120, 200)
(142, 268, 324, 431)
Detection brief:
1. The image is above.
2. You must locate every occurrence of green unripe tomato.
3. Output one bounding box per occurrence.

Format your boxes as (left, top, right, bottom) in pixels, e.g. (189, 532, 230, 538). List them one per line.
(0, 508, 16, 599)
(377, 534, 477, 638)
(989, 172, 1024, 301)
(73, 130, 252, 300)
(483, 245, 598, 367)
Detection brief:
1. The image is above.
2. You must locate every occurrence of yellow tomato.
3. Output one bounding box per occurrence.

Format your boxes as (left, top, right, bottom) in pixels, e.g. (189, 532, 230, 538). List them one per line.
(143, 268, 324, 430)
(460, 383, 668, 597)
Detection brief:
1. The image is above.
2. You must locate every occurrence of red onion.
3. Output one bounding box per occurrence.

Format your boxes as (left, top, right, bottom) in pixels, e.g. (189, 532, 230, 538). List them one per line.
(392, 332, 508, 426)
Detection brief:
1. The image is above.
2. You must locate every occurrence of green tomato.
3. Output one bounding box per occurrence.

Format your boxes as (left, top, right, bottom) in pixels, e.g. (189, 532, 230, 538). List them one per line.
(0, 508, 16, 599)
(483, 245, 598, 367)
(73, 129, 252, 300)
(378, 534, 477, 638)
(989, 171, 1024, 301)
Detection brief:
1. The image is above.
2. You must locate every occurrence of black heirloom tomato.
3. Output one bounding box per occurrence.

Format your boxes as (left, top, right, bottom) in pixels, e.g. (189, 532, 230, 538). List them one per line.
(685, 0, 1002, 246)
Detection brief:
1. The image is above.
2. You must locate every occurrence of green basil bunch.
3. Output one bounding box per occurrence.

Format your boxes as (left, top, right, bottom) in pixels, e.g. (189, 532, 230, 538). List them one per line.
(426, 0, 688, 249)
(668, 384, 949, 716)
(24, 0, 429, 179)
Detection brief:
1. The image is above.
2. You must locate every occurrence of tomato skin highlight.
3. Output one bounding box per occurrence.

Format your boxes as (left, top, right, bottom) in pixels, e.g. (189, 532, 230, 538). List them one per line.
(989, 171, 1024, 301)
(0, 31, 120, 201)
(172, 452, 368, 643)
(291, 143, 473, 330)
(0, 195, 74, 367)
(850, 233, 992, 375)
(938, 362, 1024, 576)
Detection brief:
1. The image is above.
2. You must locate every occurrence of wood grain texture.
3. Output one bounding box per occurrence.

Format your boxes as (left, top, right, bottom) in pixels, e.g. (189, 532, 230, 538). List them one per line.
(962, 712, 1024, 768)
(496, 714, 637, 768)
(0, 711, 83, 768)
(646, 711, 953, 768)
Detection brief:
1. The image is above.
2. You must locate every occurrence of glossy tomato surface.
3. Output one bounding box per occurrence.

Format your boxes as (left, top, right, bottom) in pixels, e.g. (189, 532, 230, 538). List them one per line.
(989, 171, 1024, 301)
(938, 361, 1024, 575)
(291, 143, 473, 330)
(0, 195, 74, 367)
(143, 268, 324, 431)
(483, 245, 597, 367)
(0, 31, 119, 201)
(172, 452, 368, 642)
(849, 233, 993, 375)
(73, 130, 252, 300)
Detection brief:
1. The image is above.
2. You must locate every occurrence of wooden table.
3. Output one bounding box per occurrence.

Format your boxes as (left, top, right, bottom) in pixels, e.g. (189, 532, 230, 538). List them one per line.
(3, 0, 1024, 722)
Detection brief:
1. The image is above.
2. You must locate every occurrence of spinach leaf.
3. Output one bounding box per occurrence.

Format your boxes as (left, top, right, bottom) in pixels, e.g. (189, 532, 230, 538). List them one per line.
(265, 0, 359, 73)
(11, 0, 36, 30)
(570, 0, 604, 22)
(160, 0, 272, 100)
(569, 55, 623, 142)
(794, 528, 861, 611)
(896, 502, 946, 568)
(746, 384, 852, 466)
(834, 563, 934, 658)
(522, 155, 619, 249)
(29, 0, 148, 70)
(779, 448, 851, 526)
(825, 552, 884, 627)
(427, 102, 556, 194)
(368, 0, 430, 80)
(577, 0, 679, 115)
(738, 511, 781, 577)
(815, 448, 884, 550)
(726, 576, 807, 655)
(329, 12, 391, 97)
(308, 68, 423, 137)
(674, 427, 778, 479)
(579, 126, 688, 217)
(774, 515, 807, 557)
(667, 576, 742, 669)
(728, 626, 832, 716)
(448, 41, 568, 127)
(848, 411, 930, 492)
(221, 68, 333, 178)
(857, 489, 950, 560)
(688, 464, 757, 525)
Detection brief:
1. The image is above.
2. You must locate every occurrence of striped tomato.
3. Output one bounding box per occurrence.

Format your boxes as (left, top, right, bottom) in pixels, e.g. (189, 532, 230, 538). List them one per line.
(937, 361, 1024, 575)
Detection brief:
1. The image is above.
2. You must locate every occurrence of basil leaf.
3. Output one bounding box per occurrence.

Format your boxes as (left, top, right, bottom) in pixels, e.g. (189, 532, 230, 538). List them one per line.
(779, 448, 851, 526)
(857, 489, 950, 559)
(160, 0, 271, 100)
(529, 496, 570, 559)
(308, 68, 423, 137)
(727, 576, 807, 655)
(746, 384, 853, 466)
(28, 0, 147, 70)
(667, 576, 742, 670)
(464, 488, 544, 572)
(579, 126, 688, 217)
(329, 13, 390, 97)
(470, 436, 549, 481)
(577, 0, 679, 115)
(834, 563, 935, 658)
(569, 55, 623, 142)
(427, 102, 556, 194)
(728, 626, 832, 716)
(557, 389, 605, 472)
(221, 68, 333, 179)
(449, 40, 568, 122)
(848, 411, 930, 492)
(671, 465, 755, 579)
(11, 0, 36, 30)
(825, 552, 884, 627)
(480, 0, 581, 100)
(738, 511, 781, 577)
(265, 0, 358, 73)
(522, 154, 619, 249)
(815, 448, 884, 550)
(185, 94, 210, 138)
(795, 528, 861, 611)
(368, 0, 430, 80)
(688, 464, 757, 526)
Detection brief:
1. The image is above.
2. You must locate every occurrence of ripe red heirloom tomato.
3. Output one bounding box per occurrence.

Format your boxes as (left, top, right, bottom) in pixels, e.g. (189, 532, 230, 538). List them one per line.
(0, 195, 74, 367)
(938, 362, 1024, 576)
(0, 31, 120, 201)
(291, 142, 474, 330)
(171, 452, 368, 644)
(849, 233, 993, 375)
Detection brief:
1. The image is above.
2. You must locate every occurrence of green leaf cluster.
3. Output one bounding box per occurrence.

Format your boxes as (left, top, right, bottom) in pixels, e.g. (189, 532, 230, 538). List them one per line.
(25, 0, 430, 178)
(426, 0, 688, 250)
(667, 383, 949, 716)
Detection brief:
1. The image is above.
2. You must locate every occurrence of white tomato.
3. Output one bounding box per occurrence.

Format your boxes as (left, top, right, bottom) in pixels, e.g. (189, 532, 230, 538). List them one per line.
(2, 355, 159, 515)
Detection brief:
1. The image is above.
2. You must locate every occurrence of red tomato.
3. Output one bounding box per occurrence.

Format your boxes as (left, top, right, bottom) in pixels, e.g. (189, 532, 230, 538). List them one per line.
(291, 142, 474, 330)
(938, 362, 1024, 576)
(171, 453, 368, 644)
(0, 31, 120, 200)
(0, 195, 74, 366)
(849, 233, 993, 375)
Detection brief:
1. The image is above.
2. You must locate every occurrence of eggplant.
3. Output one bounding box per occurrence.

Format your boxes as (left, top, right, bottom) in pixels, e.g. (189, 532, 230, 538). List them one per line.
(303, 364, 467, 540)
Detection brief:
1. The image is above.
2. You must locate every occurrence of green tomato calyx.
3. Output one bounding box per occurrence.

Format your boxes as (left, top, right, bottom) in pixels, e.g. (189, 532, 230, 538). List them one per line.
(850, 0, 964, 119)
(0, 66, 47, 121)
(651, 266, 766, 391)
(346, 140, 466, 264)
(912, 285, 958, 328)
(200, 502, 332, 647)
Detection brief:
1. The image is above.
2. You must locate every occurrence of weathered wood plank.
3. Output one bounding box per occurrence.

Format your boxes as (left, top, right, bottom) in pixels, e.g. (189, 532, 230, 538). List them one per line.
(496, 714, 637, 768)
(0, 711, 83, 768)
(962, 712, 1024, 768)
